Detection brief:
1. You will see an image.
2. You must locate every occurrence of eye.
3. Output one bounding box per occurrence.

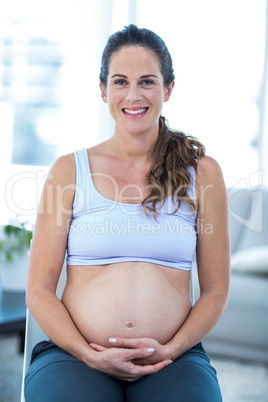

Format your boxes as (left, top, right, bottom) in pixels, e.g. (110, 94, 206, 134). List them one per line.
(140, 79, 155, 86)
(114, 79, 128, 86)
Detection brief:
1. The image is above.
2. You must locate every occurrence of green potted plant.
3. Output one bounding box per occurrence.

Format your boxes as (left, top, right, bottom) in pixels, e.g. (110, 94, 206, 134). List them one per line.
(0, 221, 33, 292)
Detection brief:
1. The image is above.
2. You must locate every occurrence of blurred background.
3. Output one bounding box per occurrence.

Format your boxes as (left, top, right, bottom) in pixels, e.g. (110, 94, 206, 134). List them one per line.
(0, 1, 268, 401)
(0, 0, 267, 226)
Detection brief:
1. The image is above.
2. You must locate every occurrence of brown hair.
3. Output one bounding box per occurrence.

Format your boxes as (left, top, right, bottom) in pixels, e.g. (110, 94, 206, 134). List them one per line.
(100, 25, 205, 216)
(142, 116, 205, 217)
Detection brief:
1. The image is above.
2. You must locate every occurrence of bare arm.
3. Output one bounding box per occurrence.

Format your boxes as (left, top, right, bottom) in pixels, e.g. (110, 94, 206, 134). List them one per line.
(26, 154, 92, 360)
(165, 156, 230, 359)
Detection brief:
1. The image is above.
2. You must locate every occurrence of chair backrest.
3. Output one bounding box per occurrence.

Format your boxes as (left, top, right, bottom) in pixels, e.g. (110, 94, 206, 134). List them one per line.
(20, 261, 67, 402)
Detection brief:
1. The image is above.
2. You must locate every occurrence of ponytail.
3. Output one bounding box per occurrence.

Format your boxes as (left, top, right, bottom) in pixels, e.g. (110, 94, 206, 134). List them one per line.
(141, 116, 205, 217)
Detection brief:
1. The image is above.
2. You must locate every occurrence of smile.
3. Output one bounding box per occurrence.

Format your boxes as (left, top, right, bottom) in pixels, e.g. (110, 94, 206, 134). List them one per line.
(123, 107, 149, 115)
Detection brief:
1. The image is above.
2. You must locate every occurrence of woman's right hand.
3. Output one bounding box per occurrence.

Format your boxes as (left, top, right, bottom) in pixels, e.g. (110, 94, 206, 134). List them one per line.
(88, 344, 173, 382)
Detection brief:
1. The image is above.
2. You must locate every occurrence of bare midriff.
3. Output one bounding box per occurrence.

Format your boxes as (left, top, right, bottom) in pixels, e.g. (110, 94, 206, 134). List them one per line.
(62, 262, 192, 347)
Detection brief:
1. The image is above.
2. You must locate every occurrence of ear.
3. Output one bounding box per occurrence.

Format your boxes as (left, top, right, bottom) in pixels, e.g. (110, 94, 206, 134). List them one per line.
(164, 81, 175, 102)
(99, 82, 108, 103)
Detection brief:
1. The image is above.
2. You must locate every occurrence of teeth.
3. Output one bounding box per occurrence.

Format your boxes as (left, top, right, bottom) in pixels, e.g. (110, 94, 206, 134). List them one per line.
(123, 108, 147, 115)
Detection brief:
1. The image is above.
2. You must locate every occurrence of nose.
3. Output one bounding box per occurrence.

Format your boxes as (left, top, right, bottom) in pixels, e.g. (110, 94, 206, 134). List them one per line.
(126, 83, 142, 102)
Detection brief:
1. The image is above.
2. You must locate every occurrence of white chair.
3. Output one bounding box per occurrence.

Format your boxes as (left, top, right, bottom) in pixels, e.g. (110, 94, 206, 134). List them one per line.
(20, 262, 67, 402)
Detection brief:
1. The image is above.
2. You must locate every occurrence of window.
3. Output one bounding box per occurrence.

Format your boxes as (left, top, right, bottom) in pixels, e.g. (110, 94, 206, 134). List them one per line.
(0, 0, 114, 167)
(1, 0, 267, 226)
(0, 0, 114, 224)
(136, 0, 267, 189)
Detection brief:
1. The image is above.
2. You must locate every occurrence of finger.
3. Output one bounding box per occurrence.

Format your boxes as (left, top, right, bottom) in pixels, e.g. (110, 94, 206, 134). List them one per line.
(109, 337, 130, 347)
(126, 347, 155, 361)
(132, 359, 173, 375)
(109, 337, 149, 349)
(90, 343, 107, 352)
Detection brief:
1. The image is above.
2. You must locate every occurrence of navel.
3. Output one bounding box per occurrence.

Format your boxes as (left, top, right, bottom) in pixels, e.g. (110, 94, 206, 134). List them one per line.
(125, 320, 135, 328)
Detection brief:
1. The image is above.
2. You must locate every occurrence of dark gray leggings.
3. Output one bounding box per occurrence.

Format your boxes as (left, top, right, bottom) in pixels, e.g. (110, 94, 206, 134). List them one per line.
(24, 341, 222, 402)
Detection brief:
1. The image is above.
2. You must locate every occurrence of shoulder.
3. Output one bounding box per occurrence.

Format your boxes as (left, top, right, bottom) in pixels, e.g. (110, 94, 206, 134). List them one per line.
(51, 152, 75, 171)
(45, 153, 76, 202)
(196, 155, 222, 178)
(48, 152, 76, 185)
(37, 153, 76, 217)
(196, 155, 224, 187)
(195, 155, 227, 207)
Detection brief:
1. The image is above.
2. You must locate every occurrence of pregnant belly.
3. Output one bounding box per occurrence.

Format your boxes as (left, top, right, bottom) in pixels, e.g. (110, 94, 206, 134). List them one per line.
(62, 263, 192, 347)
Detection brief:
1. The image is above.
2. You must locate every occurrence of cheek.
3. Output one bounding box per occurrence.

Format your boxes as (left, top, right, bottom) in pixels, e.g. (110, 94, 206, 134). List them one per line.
(108, 95, 122, 116)
(108, 89, 121, 103)
(151, 93, 165, 109)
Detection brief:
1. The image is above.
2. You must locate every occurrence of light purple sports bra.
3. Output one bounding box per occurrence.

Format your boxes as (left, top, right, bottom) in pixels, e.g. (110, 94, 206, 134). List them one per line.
(67, 148, 197, 271)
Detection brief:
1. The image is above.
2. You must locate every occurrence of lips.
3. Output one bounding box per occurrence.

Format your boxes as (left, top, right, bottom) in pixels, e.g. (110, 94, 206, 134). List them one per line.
(122, 107, 149, 115)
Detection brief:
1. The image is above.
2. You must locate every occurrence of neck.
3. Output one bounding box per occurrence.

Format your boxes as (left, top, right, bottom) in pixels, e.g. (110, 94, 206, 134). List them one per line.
(107, 127, 158, 164)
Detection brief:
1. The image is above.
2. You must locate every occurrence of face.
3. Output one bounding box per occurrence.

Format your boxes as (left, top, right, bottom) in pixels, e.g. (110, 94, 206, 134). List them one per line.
(100, 46, 174, 137)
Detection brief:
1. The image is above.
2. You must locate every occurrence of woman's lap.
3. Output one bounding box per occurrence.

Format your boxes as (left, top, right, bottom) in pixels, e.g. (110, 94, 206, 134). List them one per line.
(24, 341, 124, 402)
(24, 341, 222, 402)
(125, 343, 222, 402)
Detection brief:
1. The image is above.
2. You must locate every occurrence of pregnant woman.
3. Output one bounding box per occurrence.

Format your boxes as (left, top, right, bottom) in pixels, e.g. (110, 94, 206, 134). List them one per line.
(24, 25, 230, 402)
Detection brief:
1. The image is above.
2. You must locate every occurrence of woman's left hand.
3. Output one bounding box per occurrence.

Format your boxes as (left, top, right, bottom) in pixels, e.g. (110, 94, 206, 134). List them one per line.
(90, 337, 172, 366)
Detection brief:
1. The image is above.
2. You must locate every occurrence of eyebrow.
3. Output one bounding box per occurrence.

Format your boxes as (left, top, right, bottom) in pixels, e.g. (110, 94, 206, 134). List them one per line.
(111, 74, 159, 79)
